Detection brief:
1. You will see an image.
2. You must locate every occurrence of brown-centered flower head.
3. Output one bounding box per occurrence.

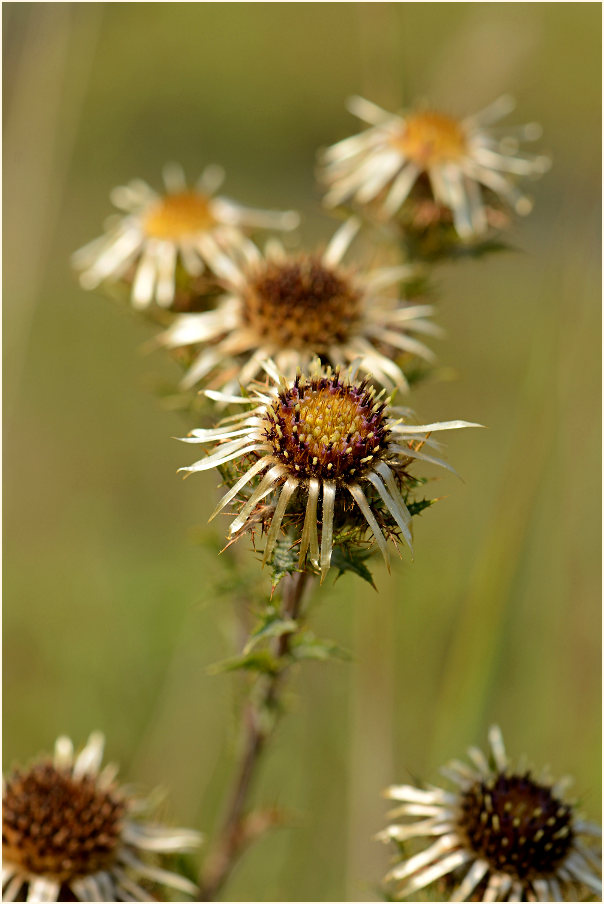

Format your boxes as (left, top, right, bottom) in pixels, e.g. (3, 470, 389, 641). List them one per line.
(160, 218, 439, 393)
(179, 361, 480, 581)
(72, 162, 299, 310)
(3, 759, 126, 883)
(242, 254, 360, 349)
(320, 95, 550, 239)
(379, 726, 601, 902)
(2, 732, 202, 903)
(459, 772, 574, 881)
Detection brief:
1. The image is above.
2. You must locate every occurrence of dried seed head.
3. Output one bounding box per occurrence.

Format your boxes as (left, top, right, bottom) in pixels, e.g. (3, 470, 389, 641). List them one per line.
(394, 111, 467, 166)
(2, 761, 125, 882)
(243, 256, 361, 348)
(143, 191, 216, 239)
(380, 727, 600, 902)
(460, 772, 574, 880)
(263, 371, 388, 481)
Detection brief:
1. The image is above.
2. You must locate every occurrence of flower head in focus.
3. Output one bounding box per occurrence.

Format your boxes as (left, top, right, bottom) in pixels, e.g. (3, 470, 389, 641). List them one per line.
(2, 732, 202, 902)
(72, 163, 299, 310)
(160, 219, 439, 394)
(320, 95, 550, 241)
(379, 726, 601, 902)
(179, 361, 480, 582)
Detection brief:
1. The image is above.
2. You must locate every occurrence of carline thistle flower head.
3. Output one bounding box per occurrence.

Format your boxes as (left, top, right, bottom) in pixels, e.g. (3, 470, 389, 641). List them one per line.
(320, 95, 550, 240)
(71, 162, 299, 310)
(159, 218, 439, 395)
(379, 726, 602, 902)
(179, 361, 481, 581)
(2, 732, 202, 902)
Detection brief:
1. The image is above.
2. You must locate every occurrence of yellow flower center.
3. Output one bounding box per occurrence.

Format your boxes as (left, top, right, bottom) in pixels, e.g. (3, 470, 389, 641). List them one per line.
(143, 191, 215, 239)
(265, 374, 388, 481)
(244, 257, 361, 349)
(2, 761, 125, 881)
(395, 111, 467, 167)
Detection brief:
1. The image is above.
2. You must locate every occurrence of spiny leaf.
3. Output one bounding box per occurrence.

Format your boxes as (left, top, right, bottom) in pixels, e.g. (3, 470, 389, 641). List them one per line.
(407, 497, 436, 517)
(270, 534, 302, 588)
(331, 545, 376, 589)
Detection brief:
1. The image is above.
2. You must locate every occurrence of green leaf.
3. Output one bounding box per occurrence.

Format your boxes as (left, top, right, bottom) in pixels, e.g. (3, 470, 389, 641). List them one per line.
(407, 497, 436, 517)
(404, 474, 429, 489)
(330, 545, 376, 589)
(270, 535, 303, 587)
(290, 631, 352, 663)
(449, 238, 513, 259)
(398, 222, 513, 264)
(208, 649, 280, 676)
(243, 615, 298, 654)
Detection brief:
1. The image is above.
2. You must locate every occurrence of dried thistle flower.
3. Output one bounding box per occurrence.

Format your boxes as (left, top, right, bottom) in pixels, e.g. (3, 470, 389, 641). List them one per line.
(159, 218, 439, 394)
(379, 726, 601, 902)
(72, 162, 299, 310)
(320, 95, 550, 240)
(179, 361, 480, 581)
(2, 732, 202, 902)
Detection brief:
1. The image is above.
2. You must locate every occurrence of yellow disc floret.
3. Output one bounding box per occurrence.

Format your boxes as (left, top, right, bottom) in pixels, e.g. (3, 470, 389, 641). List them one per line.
(395, 111, 467, 167)
(143, 191, 215, 239)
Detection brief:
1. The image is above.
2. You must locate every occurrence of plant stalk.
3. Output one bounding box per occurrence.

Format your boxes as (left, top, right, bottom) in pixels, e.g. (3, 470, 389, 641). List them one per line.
(198, 571, 311, 901)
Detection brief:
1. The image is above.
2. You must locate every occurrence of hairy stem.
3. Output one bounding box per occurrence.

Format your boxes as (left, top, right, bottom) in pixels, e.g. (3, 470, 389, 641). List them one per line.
(198, 571, 312, 901)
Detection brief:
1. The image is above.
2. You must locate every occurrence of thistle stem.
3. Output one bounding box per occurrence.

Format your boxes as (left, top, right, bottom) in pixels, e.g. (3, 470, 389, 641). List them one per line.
(198, 571, 312, 901)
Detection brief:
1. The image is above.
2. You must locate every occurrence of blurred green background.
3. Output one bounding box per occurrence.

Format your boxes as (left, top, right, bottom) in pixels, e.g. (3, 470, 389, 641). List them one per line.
(3, 3, 601, 901)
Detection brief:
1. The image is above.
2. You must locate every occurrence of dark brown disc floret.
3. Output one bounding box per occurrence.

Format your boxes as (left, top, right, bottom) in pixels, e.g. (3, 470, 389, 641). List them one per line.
(2, 762, 125, 881)
(262, 371, 390, 481)
(242, 256, 362, 348)
(459, 772, 574, 881)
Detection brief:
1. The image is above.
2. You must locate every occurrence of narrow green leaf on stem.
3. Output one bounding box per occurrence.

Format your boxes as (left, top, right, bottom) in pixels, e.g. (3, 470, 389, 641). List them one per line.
(243, 616, 298, 655)
(290, 630, 352, 663)
(207, 650, 281, 676)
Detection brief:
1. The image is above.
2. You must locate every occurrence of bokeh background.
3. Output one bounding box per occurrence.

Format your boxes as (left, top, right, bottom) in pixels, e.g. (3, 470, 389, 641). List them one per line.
(3, 3, 601, 901)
